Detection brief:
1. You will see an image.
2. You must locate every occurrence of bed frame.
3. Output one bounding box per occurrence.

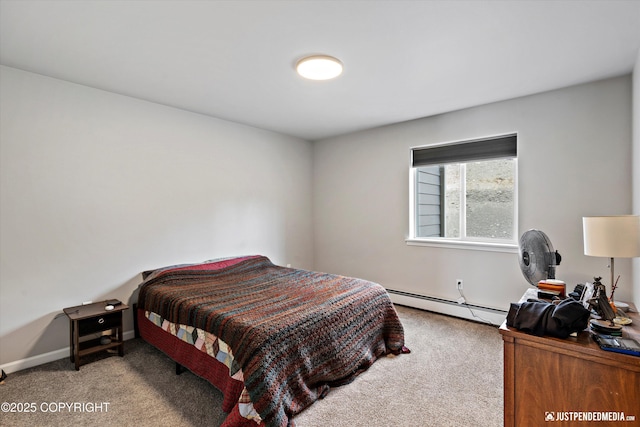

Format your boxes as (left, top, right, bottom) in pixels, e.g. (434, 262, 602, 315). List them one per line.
(135, 305, 258, 426)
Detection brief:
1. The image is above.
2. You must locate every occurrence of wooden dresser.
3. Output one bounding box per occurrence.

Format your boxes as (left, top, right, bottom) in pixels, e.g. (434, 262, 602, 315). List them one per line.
(499, 298, 640, 427)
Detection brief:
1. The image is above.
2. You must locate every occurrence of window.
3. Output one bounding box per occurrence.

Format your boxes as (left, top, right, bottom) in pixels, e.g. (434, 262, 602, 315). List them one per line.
(409, 134, 517, 248)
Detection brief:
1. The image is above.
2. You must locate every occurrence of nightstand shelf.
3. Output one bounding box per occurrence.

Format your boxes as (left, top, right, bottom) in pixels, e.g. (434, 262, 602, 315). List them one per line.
(77, 337, 122, 358)
(63, 301, 129, 370)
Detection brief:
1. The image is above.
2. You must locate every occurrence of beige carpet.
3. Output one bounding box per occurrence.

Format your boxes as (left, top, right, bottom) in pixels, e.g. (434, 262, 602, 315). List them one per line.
(0, 305, 503, 426)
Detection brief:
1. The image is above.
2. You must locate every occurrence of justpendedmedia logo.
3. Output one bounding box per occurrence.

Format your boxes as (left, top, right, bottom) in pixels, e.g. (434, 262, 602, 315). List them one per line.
(545, 411, 636, 423)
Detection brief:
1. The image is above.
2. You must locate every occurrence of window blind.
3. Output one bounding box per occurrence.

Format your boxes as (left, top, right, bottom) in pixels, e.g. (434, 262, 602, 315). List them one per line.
(412, 134, 517, 167)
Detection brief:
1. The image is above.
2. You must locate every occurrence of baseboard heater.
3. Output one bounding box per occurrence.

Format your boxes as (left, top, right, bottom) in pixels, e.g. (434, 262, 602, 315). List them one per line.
(387, 289, 506, 314)
(386, 289, 507, 325)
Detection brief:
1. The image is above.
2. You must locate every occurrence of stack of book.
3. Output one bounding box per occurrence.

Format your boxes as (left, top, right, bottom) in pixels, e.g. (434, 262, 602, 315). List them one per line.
(592, 333, 640, 357)
(537, 279, 566, 299)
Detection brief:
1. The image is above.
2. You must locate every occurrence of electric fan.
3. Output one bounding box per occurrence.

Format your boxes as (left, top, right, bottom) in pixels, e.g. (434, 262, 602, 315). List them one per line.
(518, 229, 562, 286)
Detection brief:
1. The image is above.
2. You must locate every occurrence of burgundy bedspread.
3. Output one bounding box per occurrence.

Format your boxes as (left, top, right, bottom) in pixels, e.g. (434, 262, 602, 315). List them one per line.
(137, 256, 406, 427)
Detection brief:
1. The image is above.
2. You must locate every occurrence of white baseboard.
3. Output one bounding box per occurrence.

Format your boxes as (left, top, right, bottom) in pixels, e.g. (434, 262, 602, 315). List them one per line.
(388, 290, 507, 326)
(0, 330, 136, 374)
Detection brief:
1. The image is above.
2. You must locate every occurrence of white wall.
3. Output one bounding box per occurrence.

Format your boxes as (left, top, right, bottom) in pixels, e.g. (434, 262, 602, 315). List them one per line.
(313, 76, 633, 316)
(1, 65, 635, 371)
(0, 66, 313, 368)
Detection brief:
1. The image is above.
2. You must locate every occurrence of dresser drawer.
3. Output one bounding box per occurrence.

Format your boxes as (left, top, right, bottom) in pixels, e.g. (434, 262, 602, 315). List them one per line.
(78, 312, 121, 335)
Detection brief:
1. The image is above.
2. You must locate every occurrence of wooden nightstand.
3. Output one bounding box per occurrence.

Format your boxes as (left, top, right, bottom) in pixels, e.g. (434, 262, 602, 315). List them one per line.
(63, 301, 129, 370)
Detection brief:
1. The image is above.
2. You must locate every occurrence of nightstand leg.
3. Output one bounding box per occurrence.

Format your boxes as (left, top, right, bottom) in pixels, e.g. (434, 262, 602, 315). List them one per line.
(69, 320, 75, 363)
(73, 321, 80, 371)
(118, 324, 124, 357)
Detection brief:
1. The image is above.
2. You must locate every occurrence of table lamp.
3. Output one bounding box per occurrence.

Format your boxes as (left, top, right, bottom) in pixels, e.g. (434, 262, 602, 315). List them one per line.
(582, 215, 640, 298)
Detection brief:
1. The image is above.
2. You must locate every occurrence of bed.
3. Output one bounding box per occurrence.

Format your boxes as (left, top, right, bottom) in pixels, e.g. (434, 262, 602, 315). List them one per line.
(136, 255, 408, 427)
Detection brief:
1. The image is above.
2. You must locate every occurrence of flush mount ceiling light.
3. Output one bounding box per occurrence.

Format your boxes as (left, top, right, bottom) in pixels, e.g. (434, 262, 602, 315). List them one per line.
(296, 55, 343, 80)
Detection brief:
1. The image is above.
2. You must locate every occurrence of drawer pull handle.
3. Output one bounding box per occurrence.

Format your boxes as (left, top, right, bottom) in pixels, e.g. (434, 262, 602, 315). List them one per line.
(98, 318, 105, 324)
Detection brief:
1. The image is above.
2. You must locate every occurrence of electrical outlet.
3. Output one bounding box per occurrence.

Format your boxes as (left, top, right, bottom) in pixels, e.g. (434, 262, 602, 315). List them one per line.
(456, 279, 463, 290)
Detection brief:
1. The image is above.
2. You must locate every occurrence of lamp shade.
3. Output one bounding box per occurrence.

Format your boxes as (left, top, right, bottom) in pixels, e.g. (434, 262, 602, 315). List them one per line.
(583, 215, 640, 258)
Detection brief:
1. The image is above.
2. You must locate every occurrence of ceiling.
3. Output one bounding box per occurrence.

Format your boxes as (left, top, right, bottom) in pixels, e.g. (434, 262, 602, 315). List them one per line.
(1, 1, 639, 141)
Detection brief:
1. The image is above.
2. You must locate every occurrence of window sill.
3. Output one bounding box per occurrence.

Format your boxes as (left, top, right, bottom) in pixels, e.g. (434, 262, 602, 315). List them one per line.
(406, 238, 518, 253)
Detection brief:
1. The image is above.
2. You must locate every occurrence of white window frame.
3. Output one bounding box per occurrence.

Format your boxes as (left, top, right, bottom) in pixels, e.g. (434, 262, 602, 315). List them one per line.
(407, 135, 519, 253)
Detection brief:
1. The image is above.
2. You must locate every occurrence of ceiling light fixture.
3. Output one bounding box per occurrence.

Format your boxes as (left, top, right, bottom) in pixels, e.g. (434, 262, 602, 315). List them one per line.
(296, 55, 343, 80)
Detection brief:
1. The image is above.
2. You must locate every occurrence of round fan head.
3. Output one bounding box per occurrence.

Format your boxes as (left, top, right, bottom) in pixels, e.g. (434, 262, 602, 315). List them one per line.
(518, 229, 558, 286)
